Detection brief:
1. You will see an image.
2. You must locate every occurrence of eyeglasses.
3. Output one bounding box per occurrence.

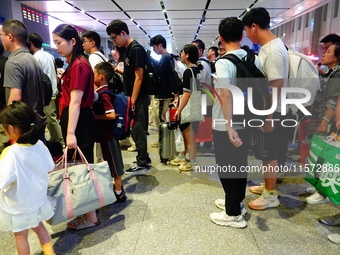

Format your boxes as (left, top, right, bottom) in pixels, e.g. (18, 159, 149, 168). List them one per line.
(110, 33, 121, 41)
(0, 33, 9, 39)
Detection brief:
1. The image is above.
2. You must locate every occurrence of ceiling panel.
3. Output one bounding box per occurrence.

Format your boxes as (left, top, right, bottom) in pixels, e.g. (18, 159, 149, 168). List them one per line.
(18, 0, 330, 53)
(254, 0, 302, 9)
(209, 0, 255, 9)
(114, 0, 162, 11)
(68, 0, 117, 12)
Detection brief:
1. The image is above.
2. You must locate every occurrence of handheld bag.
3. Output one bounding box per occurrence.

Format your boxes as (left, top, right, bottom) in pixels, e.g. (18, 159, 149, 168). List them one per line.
(47, 147, 116, 225)
(180, 68, 204, 124)
(304, 134, 340, 204)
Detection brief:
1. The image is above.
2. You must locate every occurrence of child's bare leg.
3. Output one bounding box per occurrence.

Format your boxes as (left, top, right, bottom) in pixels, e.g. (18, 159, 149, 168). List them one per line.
(31, 222, 50, 245)
(14, 229, 29, 255)
(32, 222, 55, 255)
(114, 176, 123, 191)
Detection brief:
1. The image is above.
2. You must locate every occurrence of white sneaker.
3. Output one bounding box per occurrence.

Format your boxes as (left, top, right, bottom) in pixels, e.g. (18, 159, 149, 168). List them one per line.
(306, 187, 317, 194)
(151, 141, 159, 148)
(248, 189, 280, 210)
(178, 161, 191, 171)
(327, 234, 340, 244)
(210, 211, 247, 228)
(169, 156, 186, 166)
(305, 192, 330, 204)
(127, 145, 137, 152)
(215, 199, 248, 216)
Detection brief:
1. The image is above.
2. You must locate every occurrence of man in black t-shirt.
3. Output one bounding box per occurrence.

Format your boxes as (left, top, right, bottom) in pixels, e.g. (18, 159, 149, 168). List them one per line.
(107, 20, 151, 174)
(149, 35, 174, 148)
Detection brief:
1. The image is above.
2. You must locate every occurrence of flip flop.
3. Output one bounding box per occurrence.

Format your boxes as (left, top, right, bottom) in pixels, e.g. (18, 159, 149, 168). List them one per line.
(67, 215, 101, 230)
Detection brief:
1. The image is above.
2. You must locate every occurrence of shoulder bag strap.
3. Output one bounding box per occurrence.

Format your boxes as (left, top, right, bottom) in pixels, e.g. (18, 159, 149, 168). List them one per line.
(189, 67, 198, 92)
(93, 52, 108, 63)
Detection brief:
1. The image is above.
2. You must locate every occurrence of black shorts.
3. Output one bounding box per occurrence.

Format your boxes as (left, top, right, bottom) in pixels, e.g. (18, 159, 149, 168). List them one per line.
(253, 111, 295, 162)
(179, 121, 199, 133)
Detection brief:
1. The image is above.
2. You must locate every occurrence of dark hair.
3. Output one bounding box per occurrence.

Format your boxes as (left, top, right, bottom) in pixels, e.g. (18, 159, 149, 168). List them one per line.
(219, 17, 244, 43)
(114, 45, 125, 62)
(149, 34, 166, 48)
(52, 24, 84, 67)
(321, 34, 340, 44)
(106, 20, 129, 36)
(55, 58, 64, 68)
(82, 31, 101, 48)
(192, 39, 205, 51)
(0, 101, 40, 144)
(243, 7, 270, 29)
(218, 41, 222, 47)
(27, 33, 43, 49)
(2, 19, 28, 45)
(333, 42, 340, 63)
(182, 44, 199, 64)
(94, 62, 114, 83)
(0, 43, 4, 55)
(241, 45, 256, 55)
(208, 46, 218, 58)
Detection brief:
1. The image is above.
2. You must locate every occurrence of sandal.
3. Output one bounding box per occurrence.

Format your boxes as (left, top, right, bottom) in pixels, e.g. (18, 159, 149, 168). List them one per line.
(67, 215, 101, 230)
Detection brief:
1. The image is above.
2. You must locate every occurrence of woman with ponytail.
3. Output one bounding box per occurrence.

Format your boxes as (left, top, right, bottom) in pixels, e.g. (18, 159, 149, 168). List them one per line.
(52, 24, 99, 229)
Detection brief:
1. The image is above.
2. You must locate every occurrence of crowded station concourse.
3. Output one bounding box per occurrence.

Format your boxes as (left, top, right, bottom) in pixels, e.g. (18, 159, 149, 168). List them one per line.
(0, 1, 340, 254)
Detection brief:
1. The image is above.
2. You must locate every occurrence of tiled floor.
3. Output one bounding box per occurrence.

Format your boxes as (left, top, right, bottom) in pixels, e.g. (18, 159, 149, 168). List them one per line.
(1, 125, 339, 254)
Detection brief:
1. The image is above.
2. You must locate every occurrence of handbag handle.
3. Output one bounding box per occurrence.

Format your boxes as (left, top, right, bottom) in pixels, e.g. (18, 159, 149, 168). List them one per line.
(61, 146, 105, 220)
(189, 67, 198, 92)
(62, 146, 92, 177)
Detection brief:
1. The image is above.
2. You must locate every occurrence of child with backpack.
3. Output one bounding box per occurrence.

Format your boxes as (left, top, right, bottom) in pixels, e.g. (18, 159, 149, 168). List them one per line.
(0, 101, 55, 255)
(92, 62, 127, 202)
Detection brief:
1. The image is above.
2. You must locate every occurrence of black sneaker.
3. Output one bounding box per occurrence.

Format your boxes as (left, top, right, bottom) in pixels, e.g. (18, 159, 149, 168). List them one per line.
(125, 163, 150, 175)
(114, 186, 127, 203)
(132, 161, 152, 167)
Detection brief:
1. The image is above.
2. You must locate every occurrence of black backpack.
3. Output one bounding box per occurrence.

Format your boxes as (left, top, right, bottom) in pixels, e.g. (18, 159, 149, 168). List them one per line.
(167, 56, 181, 94)
(143, 52, 164, 95)
(219, 52, 270, 123)
(129, 43, 164, 95)
(43, 73, 52, 106)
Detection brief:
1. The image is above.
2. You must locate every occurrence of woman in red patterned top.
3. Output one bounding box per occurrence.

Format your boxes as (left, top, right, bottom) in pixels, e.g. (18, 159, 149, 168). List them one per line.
(52, 24, 99, 230)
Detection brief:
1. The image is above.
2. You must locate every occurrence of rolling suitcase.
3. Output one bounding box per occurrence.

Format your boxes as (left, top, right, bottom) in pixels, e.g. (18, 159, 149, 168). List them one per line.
(159, 122, 176, 164)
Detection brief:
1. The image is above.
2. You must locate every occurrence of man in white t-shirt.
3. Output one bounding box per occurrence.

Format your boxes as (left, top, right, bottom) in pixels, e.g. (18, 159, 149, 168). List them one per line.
(243, 7, 291, 210)
(209, 17, 262, 229)
(82, 31, 108, 70)
(28, 33, 64, 147)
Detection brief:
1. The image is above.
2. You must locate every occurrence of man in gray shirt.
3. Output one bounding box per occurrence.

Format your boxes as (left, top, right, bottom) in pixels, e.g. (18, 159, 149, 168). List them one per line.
(1, 19, 46, 139)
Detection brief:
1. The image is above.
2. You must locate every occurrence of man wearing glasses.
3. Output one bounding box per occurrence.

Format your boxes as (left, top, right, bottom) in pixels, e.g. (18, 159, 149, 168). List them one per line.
(82, 31, 108, 70)
(106, 19, 152, 174)
(0, 19, 46, 140)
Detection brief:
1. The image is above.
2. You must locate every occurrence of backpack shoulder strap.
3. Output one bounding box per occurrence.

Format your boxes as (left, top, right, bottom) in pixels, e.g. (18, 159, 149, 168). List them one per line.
(219, 53, 241, 66)
(98, 90, 115, 100)
(93, 52, 107, 63)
